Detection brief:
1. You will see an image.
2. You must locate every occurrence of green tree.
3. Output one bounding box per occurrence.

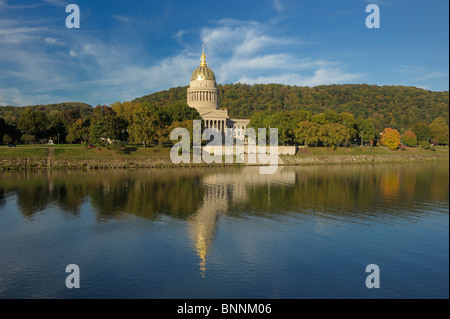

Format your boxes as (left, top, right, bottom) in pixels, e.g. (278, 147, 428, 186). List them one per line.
(356, 118, 377, 146)
(319, 123, 350, 147)
(339, 112, 357, 140)
(46, 110, 67, 143)
(402, 130, 417, 147)
(411, 122, 431, 142)
(165, 102, 202, 122)
(380, 128, 401, 150)
(66, 118, 90, 144)
(17, 108, 49, 141)
(430, 117, 449, 145)
(89, 105, 128, 145)
(128, 103, 170, 148)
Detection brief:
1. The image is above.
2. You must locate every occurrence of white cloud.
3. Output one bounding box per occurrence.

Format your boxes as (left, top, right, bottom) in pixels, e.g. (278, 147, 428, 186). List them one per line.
(412, 71, 448, 82)
(395, 65, 449, 90)
(0, 88, 53, 106)
(238, 68, 361, 87)
(41, 0, 66, 7)
(112, 14, 132, 23)
(199, 19, 360, 86)
(0, 12, 362, 106)
(273, 0, 284, 13)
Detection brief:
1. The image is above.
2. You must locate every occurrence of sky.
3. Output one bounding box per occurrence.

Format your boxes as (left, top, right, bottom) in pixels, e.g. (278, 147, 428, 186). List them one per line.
(0, 0, 448, 106)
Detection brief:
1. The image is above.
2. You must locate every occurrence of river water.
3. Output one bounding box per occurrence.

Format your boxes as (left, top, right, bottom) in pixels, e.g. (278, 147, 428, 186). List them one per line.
(0, 162, 448, 298)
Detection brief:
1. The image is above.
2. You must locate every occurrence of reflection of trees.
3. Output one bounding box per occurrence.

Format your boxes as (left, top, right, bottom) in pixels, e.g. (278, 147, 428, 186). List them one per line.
(89, 171, 205, 221)
(0, 171, 90, 218)
(0, 170, 205, 220)
(0, 163, 448, 278)
(0, 189, 6, 209)
(0, 162, 447, 223)
(243, 163, 449, 221)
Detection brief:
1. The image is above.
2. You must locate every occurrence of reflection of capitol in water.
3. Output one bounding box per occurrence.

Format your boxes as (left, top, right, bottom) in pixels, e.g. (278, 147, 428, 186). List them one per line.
(188, 166, 296, 277)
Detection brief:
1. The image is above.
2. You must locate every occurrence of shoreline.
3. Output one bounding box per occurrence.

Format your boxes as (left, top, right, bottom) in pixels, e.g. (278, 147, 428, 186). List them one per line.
(0, 151, 448, 170)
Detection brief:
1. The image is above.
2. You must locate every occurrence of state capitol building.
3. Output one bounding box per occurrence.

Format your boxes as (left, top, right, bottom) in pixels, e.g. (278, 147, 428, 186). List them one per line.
(187, 45, 250, 138)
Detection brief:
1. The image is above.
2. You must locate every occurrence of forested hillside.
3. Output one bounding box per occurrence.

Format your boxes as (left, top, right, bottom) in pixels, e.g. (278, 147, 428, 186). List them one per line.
(0, 84, 448, 147)
(133, 83, 449, 132)
(0, 102, 93, 124)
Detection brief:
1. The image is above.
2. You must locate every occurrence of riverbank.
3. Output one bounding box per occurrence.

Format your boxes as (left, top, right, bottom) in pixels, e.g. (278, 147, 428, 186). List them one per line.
(0, 145, 448, 170)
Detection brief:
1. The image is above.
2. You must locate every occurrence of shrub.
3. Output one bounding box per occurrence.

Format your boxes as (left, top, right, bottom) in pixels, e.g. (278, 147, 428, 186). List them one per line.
(419, 140, 435, 151)
(402, 130, 417, 147)
(419, 140, 431, 149)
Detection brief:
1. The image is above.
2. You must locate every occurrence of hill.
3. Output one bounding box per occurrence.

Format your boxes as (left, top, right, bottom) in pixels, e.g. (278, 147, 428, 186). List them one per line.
(0, 102, 93, 124)
(132, 83, 449, 132)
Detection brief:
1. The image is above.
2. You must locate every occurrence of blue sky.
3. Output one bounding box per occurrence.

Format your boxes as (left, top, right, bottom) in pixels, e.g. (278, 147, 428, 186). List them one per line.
(0, 0, 448, 106)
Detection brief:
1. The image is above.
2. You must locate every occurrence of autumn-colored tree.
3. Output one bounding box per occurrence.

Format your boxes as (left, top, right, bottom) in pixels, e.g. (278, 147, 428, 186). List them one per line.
(402, 130, 417, 147)
(294, 121, 320, 146)
(380, 128, 401, 150)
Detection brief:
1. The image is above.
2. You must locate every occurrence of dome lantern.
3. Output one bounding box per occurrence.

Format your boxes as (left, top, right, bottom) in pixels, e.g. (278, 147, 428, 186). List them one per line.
(190, 44, 216, 81)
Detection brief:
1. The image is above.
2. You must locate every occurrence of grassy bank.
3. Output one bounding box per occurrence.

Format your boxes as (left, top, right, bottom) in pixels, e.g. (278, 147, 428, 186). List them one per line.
(281, 145, 449, 165)
(0, 144, 448, 170)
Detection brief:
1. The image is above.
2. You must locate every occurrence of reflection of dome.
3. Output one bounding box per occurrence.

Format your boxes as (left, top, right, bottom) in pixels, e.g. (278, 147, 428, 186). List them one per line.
(190, 45, 216, 81)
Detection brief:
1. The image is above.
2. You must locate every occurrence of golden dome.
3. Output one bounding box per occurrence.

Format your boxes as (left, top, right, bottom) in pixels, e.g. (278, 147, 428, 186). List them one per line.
(191, 44, 216, 81)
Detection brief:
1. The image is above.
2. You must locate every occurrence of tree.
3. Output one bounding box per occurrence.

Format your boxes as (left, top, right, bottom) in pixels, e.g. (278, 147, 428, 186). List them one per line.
(89, 105, 128, 145)
(380, 128, 401, 150)
(66, 118, 90, 144)
(2, 134, 12, 144)
(356, 118, 377, 146)
(128, 103, 170, 148)
(430, 117, 449, 145)
(0, 117, 5, 142)
(339, 112, 357, 140)
(411, 122, 431, 142)
(402, 130, 417, 147)
(17, 108, 49, 140)
(294, 121, 320, 146)
(21, 134, 36, 144)
(46, 110, 67, 143)
(319, 123, 350, 148)
(165, 102, 202, 122)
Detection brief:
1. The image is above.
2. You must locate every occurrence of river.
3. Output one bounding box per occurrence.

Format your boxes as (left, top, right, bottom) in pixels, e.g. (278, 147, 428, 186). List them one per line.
(0, 162, 448, 298)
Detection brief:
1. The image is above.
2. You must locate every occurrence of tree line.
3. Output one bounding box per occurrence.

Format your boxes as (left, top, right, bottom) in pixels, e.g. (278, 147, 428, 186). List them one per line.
(0, 83, 448, 149)
(247, 109, 448, 148)
(0, 102, 201, 147)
